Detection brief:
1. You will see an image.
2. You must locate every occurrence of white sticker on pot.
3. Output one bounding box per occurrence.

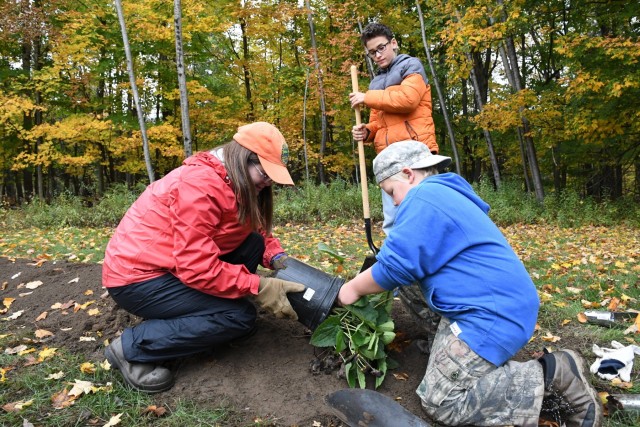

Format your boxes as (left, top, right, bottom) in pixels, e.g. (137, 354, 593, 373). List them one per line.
(303, 288, 315, 301)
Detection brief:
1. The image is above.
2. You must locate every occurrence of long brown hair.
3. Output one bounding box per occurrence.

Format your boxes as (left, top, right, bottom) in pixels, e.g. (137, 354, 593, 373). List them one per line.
(223, 140, 274, 234)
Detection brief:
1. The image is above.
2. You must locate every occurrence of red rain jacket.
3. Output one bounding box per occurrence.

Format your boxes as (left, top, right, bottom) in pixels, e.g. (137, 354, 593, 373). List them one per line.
(102, 151, 284, 298)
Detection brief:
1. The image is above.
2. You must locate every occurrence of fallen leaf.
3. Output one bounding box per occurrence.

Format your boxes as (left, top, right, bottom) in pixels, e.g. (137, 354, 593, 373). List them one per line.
(3, 310, 24, 320)
(577, 313, 588, 323)
(25, 281, 43, 290)
(68, 277, 80, 284)
(38, 347, 58, 361)
(3, 298, 15, 309)
(68, 379, 94, 397)
(35, 329, 54, 339)
(5, 344, 28, 355)
(87, 308, 100, 316)
(46, 371, 65, 380)
(103, 413, 123, 426)
(35, 311, 48, 321)
(2, 399, 33, 412)
(51, 388, 76, 409)
(142, 405, 167, 417)
(79, 336, 96, 342)
(80, 362, 96, 374)
(11, 272, 21, 279)
(392, 372, 409, 381)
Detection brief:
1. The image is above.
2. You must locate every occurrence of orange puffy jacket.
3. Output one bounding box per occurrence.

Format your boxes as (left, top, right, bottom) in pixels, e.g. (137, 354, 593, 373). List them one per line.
(364, 54, 438, 154)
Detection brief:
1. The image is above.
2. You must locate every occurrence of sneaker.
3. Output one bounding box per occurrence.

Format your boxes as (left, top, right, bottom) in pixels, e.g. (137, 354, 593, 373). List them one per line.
(539, 349, 603, 427)
(105, 336, 174, 393)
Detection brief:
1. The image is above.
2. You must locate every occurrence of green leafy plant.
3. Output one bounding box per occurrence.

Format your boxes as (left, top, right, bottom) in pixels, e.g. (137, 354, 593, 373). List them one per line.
(310, 292, 397, 389)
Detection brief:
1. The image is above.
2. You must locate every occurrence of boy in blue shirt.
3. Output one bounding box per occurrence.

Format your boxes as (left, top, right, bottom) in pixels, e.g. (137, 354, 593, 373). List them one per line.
(337, 140, 602, 426)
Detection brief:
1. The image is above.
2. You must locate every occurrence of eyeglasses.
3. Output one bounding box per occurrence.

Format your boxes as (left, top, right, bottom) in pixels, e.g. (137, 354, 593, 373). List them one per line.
(251, 162, 272, 183)
(366, 41, 391, 58)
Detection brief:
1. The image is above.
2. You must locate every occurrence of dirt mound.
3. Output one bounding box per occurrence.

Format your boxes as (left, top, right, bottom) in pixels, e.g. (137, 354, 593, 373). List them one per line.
(1, 257, 431, 426)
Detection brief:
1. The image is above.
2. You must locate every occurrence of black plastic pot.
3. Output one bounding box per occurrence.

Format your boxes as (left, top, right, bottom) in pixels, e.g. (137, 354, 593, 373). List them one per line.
(275, 257, 344, 331)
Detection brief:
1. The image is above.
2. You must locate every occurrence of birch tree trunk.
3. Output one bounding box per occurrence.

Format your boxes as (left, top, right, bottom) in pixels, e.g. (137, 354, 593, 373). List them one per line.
(416, 0, 461, 175)
(114, 0, 155, 183)
(174, 0, 192, 158)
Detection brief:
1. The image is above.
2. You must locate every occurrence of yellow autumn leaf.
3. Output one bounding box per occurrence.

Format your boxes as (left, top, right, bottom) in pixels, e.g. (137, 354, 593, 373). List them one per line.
(561, 319, 571, 326)
(541, 333, 561, 343)
(68, 379, 94, 397)
(577, 313, 588, 323)
(46, 371, 65, 380)
(38, 347, 58, 361)
(87, 308, 100, 316)
(3, 297, 15, 308)
(80, 362, 95, 374)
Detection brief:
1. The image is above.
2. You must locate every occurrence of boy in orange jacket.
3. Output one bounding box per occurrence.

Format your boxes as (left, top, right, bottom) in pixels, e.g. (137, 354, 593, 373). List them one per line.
(350, 23, 438, 235)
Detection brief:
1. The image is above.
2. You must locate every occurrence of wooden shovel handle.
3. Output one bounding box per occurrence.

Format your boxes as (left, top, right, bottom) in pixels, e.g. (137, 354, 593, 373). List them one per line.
(351, 65, 370, 220)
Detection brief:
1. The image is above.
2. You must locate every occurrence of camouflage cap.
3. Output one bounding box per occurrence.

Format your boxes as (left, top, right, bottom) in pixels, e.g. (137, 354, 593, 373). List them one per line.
(373, 140, 452, 184)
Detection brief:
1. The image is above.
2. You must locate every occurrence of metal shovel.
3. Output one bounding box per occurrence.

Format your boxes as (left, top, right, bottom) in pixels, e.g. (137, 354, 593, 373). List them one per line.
(326, 388, 430, 427)
(351, 65, 379, 272)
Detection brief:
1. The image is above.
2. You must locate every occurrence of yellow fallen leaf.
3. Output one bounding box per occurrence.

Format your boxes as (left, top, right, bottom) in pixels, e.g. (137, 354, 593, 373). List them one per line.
(541, 333, 561, 343)
(35, 311, 48, 321)
(87, 308, 101, 316)
(38, 347, 58, 361)
(68, 379, 94, 397)
(80, 362, 96, 374)
(561, 319, 571, 326)
(3, 297, 15, 309)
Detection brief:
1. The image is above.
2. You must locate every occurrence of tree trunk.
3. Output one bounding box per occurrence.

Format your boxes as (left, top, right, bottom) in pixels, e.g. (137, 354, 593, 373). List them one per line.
(302, 69, 310, 181)
(114, 0, 155, 183)
(306, 0, 327, 184)
(416, 0, 461, 175)
(174, 0, 192, 158)
(239, 18, 254, 121)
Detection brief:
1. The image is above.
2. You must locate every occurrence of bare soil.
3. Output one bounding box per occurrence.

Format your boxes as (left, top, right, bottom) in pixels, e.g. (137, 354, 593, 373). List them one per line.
(1, 256, 606, 426)
(0, 256, 434, 426)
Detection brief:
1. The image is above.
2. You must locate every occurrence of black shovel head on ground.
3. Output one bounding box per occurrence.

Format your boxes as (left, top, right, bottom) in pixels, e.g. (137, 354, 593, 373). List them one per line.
(359, 218, 378, 273)
(325, 389, 430, 427)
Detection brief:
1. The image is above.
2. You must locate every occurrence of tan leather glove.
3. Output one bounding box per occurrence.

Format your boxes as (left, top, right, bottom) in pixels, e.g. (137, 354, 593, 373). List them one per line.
(256, 277, 305, 320)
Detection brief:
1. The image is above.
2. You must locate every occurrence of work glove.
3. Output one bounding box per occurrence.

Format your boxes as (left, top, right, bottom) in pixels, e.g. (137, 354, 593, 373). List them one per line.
(256, 277, 305, 320)
(590, 340, 640, 382)
(271, 253, 288, 271)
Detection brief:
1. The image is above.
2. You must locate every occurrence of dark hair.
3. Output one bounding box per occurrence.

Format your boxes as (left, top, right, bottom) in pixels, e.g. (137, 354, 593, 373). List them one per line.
(223, 140, 274, 234)
(360, 23, 394, 45)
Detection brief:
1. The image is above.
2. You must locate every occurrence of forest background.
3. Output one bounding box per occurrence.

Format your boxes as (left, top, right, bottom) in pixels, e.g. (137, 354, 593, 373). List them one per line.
(0, 0, 638, 203)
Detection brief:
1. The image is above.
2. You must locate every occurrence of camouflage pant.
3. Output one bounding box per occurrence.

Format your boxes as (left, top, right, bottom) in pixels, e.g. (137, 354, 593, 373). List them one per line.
(417, 318, 545, 426)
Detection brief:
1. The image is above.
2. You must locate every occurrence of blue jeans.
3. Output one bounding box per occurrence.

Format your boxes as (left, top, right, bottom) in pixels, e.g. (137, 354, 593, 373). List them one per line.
(107, 232, 264, 363)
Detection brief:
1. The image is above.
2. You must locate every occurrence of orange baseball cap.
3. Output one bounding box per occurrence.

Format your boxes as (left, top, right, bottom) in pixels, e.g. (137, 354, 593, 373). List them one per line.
(233, 122, 294, 185)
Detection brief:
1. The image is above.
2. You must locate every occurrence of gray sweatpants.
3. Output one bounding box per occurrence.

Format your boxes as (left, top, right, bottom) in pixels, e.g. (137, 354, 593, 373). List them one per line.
(417, 318, 545, 426)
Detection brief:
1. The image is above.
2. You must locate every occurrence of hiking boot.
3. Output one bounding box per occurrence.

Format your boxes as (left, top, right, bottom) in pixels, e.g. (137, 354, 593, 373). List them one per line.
(105, 336, 174, 393)
(539, 349, 603, 427)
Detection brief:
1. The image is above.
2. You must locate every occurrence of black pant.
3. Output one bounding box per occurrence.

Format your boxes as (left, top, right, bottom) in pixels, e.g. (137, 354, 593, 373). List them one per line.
(108, 232, 264, 363)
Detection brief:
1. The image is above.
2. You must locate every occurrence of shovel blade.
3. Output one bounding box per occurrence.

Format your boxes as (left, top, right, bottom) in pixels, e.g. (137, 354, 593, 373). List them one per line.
(325, 389, 430, 427)
(359, 255, 377, 273)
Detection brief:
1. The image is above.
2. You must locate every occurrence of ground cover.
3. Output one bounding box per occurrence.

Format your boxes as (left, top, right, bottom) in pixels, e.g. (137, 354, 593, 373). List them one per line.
(1, 222, 639, 426)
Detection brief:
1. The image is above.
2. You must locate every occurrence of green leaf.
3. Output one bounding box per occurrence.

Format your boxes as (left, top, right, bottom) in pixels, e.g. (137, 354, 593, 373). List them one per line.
(356, 366, 366, 389)
(310, 316, 340, 347)
(345, 362, 356, 388)
(374, 359, 387, 389)
(317, 242, 345, 263)
(335, 329, 346, 352)
(381, 331, 396, 345)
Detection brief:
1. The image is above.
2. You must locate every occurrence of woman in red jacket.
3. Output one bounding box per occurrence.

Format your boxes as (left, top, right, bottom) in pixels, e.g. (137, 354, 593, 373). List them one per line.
(103, 122, 304, 393)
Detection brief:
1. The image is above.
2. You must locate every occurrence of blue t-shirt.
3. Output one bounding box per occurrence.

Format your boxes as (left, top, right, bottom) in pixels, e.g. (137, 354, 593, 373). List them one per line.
(371, 173, 539, 366)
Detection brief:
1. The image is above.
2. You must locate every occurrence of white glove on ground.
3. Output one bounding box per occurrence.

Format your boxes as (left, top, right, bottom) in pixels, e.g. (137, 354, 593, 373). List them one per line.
(590, 340, 640, 382)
